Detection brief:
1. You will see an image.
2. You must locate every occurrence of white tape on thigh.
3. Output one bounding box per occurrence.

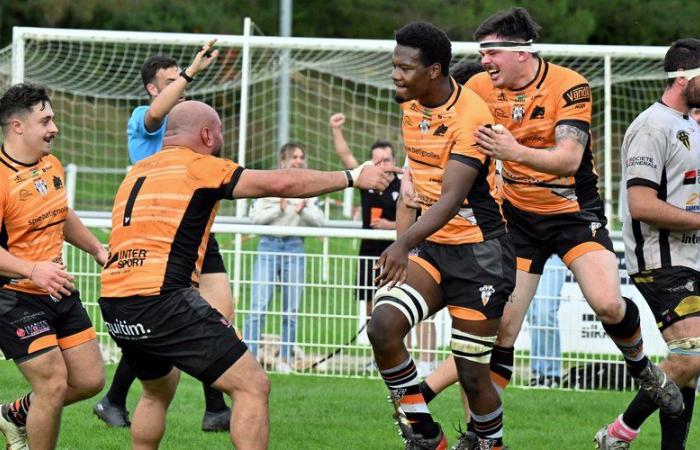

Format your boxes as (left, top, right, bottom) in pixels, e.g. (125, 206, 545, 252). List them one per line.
(451, 329, 497, 364)
(668, 337, 700, 356)
(373, 284, 429, 327)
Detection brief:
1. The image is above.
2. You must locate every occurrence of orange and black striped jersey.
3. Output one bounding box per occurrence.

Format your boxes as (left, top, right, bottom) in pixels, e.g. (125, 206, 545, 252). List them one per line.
(402, 78, 505, 245)
(467, 59, 601, 215)
(0, 147, 67, 294)
(101, 146, 243, 298)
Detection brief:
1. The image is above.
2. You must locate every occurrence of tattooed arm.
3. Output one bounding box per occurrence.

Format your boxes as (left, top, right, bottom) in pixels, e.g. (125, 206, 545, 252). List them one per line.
(475, 123, 587, 176)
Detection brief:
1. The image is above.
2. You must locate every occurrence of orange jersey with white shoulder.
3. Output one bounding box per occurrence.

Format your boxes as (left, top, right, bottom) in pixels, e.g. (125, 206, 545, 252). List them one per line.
(0, 147, 68, 294)
(467, 59, 601, 215)
(402, 78, 505, 245)
(100, 146, 243, 298)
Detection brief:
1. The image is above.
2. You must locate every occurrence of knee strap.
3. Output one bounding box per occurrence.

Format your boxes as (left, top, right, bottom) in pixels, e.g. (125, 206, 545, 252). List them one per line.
(373, 284, 429, 327)
(668, 337, 700, 356)
(451, 329, 497, 364)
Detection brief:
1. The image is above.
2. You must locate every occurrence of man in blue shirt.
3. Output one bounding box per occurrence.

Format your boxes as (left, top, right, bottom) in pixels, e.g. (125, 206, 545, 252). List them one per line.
(94, 40, 234, 432)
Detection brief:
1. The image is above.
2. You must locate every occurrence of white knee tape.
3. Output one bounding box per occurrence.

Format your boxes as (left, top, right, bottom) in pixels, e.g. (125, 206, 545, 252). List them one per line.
(451, 329, 497, 364)
(668, 337, 700, 356)
(373, 284, 429, 327)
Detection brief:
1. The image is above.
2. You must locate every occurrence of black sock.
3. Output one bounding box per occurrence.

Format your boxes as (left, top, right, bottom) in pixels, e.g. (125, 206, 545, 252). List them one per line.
(490, 345, 514, 394)
(622, 388, 658, 429)
(106, 357, 136, 407)
(601, 297, 649, 378)
(203, 384, 228, 413)
(660, 386, 695, 449)
(380, 358, 438, 439)
(419, 380, 437, 404)
(4, 392, 31, 427)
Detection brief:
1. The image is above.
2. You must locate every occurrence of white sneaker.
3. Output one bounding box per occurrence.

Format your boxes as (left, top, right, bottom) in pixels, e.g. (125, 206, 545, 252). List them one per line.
(275, 360, 292, 374)
(0, 407, 28, 450)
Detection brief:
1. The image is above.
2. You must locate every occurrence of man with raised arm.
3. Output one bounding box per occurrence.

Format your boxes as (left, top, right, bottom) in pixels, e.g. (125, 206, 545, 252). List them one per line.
(94, 39, 236, 432)
(98, 99, 397, 450)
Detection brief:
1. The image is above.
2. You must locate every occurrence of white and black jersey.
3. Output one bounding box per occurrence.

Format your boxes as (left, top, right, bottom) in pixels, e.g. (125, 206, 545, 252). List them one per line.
(621, 101, 700, 274)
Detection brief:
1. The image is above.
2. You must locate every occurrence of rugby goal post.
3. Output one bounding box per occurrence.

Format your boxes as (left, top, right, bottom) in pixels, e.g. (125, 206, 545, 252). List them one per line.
(5, 21, 670, 227)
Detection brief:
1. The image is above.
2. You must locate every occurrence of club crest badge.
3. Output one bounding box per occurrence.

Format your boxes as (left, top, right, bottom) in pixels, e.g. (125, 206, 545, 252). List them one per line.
(512, 106, 525, 125)
(419, 118, 430, 134)
(677, 130, 690, 150)
(34, 179, 48, 196)
(479, 284, 495, 306)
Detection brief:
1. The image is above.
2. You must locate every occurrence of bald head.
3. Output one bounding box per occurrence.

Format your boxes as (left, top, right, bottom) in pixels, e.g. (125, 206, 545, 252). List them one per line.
(163, 100, 223, 155)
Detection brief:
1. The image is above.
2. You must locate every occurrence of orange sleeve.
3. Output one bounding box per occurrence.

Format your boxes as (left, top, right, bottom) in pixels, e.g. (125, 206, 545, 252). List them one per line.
(450, 90, 494, 165)
(0, 178, 6, 226)
(189, 156, 243, 199)
(555, 71, 592, 126)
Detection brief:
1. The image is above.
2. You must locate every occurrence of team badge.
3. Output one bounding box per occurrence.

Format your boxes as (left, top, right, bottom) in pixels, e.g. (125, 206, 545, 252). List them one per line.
(418, 118, 430, 134)
(589, 221, 602, 238)
(34, 179, 48, 196)
(479, 285, 495, 306)
(512, 106, 525, 124)
(677, 130, 691, 150)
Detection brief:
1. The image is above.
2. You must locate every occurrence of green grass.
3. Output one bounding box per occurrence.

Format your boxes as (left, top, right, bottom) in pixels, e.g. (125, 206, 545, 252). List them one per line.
(1, 362, 697, 449)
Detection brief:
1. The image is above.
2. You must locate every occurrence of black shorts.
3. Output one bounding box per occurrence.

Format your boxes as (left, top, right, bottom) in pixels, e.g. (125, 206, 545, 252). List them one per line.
(632, 266, 700, 332)
(0, 289, 95, 360)
(201, 234, 226, 274)
(503, 200, 614, 274)
(99, 288, 247, 384)
(409, 234, 516, 320)
(357, 254, 380, 302)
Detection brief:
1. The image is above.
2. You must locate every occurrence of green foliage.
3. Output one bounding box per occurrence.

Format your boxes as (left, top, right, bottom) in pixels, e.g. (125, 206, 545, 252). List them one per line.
(1, 0, 695, 47)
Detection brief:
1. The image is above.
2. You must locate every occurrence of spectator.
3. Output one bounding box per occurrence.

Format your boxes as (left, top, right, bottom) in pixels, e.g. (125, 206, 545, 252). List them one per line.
(329, 114, 400, 318)
(243, 143, 324, 373)
(528, 255, 566, 387)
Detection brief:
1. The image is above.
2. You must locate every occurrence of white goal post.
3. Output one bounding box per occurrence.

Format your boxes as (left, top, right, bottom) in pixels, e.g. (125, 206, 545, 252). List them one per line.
(5, 21, 669, 226)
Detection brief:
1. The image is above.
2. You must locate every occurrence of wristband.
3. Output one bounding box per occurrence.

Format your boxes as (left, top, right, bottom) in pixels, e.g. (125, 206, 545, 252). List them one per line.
(344, 170, 354, 188)
(180, 69, 194, 83)
(347, 161, 374, 188)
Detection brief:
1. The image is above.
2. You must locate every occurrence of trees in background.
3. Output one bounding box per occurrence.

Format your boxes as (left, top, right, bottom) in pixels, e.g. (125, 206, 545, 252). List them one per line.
(1, 0, 695, 47)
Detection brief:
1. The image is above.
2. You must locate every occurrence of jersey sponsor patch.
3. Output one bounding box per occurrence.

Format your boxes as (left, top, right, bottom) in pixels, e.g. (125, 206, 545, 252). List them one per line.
(562, 83, 591, 107)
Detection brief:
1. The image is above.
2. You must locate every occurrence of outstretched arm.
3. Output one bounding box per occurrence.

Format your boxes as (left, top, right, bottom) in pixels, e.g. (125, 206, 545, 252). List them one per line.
(233, 164, 402, 199)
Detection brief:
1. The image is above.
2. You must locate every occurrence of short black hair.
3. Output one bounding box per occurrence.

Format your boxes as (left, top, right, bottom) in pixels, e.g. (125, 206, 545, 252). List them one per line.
(664, 38, 700, 86)
(140, 55, 179, 90)
(0, 83, 52, 130)
(395, 22, 451, 76)
(474, 7, 541, 42)
(451, 60, 485, 85)
(369, 140, 394, 159)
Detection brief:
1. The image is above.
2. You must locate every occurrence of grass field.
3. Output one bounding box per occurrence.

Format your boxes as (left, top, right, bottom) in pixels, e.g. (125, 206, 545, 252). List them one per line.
(1, 363, 697, 449)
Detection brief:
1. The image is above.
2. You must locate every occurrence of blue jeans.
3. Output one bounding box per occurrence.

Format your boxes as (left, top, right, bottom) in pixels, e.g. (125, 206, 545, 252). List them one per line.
(528, 255, 565, 378)
(244, 236, 305, 360)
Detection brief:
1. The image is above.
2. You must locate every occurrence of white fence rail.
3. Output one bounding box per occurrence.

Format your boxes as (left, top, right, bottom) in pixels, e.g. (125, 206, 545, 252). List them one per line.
(62, 222, 664, 391)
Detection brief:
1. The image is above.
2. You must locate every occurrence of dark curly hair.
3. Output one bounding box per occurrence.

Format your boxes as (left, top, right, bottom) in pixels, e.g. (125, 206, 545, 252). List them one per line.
(451, 60, 485, 85)
(474, 7, 541, 43)
(140, 55, 179, 90)
(395, 22, 451, 76)
(664, 38, 700, 86)
(0, 83, 52, 130)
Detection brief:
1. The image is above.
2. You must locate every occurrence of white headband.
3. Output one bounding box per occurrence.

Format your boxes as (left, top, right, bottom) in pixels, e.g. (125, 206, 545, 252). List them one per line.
(479, 39, 537, 53)
(667, 67, 700, 80)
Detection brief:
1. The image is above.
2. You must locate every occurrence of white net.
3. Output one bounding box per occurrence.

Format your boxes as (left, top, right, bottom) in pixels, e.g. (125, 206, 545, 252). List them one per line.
(3, 28, 668, 225)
